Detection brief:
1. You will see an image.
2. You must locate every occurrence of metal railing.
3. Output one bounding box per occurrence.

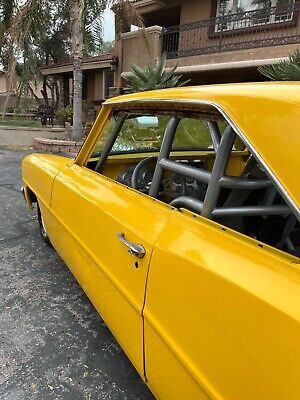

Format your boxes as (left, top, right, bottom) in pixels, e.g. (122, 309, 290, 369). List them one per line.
(162, 2, 300, 59)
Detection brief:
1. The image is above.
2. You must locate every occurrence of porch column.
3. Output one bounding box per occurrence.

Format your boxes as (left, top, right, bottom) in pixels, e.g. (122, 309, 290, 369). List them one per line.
(57, 76, 64, 107)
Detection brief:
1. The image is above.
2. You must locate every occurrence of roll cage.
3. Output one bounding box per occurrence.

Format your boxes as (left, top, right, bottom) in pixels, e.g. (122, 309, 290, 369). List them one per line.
(149, 116, 291, 219)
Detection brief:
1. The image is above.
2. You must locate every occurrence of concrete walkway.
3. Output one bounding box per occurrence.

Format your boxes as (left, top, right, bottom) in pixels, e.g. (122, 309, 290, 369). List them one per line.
(0, 149, 153, 400)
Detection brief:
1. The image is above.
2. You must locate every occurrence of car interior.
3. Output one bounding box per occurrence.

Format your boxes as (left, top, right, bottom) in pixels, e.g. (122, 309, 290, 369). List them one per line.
(85, 107, 300, 258)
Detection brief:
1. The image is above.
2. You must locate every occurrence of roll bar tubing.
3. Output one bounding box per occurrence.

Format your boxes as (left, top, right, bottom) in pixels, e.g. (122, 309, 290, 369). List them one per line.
(148, 116, 281, 218)
(170, 197, 291, 217)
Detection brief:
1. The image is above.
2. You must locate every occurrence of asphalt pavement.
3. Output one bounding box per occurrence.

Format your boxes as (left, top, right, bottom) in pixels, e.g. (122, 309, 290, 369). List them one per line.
(0, 148, 154, 400)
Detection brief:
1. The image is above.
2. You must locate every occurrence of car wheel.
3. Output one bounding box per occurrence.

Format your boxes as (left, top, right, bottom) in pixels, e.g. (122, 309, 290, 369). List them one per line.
(37, 203, 52, 246)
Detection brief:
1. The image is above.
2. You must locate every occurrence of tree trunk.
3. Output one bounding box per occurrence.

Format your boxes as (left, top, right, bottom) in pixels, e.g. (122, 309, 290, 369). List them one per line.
(70, 0, 84, 140)
(41, 76, 49, 106)
(28, 85, 42, 105)
(1, 44, 16, 119)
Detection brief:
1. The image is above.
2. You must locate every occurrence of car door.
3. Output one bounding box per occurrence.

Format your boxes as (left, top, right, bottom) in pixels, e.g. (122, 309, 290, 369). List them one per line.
(49, 161, 170, 377)
(143, 208, 300, 400)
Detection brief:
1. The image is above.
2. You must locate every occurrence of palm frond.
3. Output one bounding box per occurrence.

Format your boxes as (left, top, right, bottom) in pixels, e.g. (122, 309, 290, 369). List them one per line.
(109, 0, 144, 30)
(126, 57, 191, 93)
(259, 49, 300, 81)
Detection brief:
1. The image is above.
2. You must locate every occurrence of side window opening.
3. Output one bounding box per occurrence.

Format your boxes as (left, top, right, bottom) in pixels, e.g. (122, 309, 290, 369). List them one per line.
(153, 119, 300, 258)
(85, 108, 299, 259)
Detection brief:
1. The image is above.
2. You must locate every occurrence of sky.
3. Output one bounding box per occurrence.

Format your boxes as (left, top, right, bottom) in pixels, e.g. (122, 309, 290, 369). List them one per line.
(103, 8, 115, 42)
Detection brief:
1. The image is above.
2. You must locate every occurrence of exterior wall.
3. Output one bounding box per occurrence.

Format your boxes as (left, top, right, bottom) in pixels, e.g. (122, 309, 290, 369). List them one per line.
(55, 70, 106, 106)
(95, 70, 104, 100)
(86, 69, 114, 102)
(0, 74, 7, 93)
(173, 0, 212, 55)
(115, 0, 300, 85)
(180, 0, 211, 24)
(119, 25, 299, 78)
(167, 0, 300, 57)
(86, 71, 96, 101)
(117, 26, 163, 80)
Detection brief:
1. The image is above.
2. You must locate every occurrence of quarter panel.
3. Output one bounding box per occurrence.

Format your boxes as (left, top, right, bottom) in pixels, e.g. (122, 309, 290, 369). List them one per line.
(144, 210, 300, 399)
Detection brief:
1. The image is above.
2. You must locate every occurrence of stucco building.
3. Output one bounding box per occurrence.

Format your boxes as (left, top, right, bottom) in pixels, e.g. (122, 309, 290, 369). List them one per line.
(40, 54, 115, 111)
(40, 0, 300, 111)
(114, 0, 300, 86)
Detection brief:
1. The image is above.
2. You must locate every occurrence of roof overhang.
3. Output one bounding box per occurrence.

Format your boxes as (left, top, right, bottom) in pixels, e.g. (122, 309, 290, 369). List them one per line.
(129, 0, 163, 13)
(41, 58, 113, 76)
(121, 57, 287, 78)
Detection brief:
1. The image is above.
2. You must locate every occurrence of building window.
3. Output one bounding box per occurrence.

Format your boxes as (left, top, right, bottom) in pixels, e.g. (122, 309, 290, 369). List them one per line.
(215, 0, 295, 31)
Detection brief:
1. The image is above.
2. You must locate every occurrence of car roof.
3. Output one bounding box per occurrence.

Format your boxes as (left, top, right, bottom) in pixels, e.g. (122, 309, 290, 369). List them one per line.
(105, 82, 300, 214)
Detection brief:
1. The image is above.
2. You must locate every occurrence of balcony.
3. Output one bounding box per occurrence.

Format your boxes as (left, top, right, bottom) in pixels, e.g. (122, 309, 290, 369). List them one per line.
(163, 3, 300, 59)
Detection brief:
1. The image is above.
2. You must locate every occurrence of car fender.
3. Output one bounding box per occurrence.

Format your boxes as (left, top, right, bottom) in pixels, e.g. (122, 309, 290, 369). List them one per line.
(22, 153, 71, 209)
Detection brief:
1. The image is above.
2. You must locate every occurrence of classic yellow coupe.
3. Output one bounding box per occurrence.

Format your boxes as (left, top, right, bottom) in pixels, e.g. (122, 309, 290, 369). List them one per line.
(22, 83, 300, 400)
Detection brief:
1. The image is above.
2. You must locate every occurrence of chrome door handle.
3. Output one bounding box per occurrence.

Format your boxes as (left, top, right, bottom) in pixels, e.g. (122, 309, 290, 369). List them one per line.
(116, 233, 146, 259)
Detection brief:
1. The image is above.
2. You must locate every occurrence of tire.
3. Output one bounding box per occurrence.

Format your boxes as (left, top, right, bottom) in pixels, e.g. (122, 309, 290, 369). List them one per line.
(37, 202, 52, 247)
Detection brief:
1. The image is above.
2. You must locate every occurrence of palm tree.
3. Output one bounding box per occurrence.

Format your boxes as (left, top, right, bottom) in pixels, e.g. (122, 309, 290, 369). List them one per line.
(15, 4, 71, 110)
(69, 0, 115, 138)
(2, 0, 141, 138)
(259, 49, 300, 81)
(69, 0, 84, 139)
(126, 56, 190, 93)
(0, 0, 18, 118)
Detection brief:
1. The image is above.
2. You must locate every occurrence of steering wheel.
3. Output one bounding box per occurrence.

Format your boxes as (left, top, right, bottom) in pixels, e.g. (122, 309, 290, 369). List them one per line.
(131, 156, 158, 192)
(131, 157, 187, 199)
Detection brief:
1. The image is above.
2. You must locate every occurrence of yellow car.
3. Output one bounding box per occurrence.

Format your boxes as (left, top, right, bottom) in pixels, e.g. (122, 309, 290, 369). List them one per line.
(22, 83, 300, 400)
